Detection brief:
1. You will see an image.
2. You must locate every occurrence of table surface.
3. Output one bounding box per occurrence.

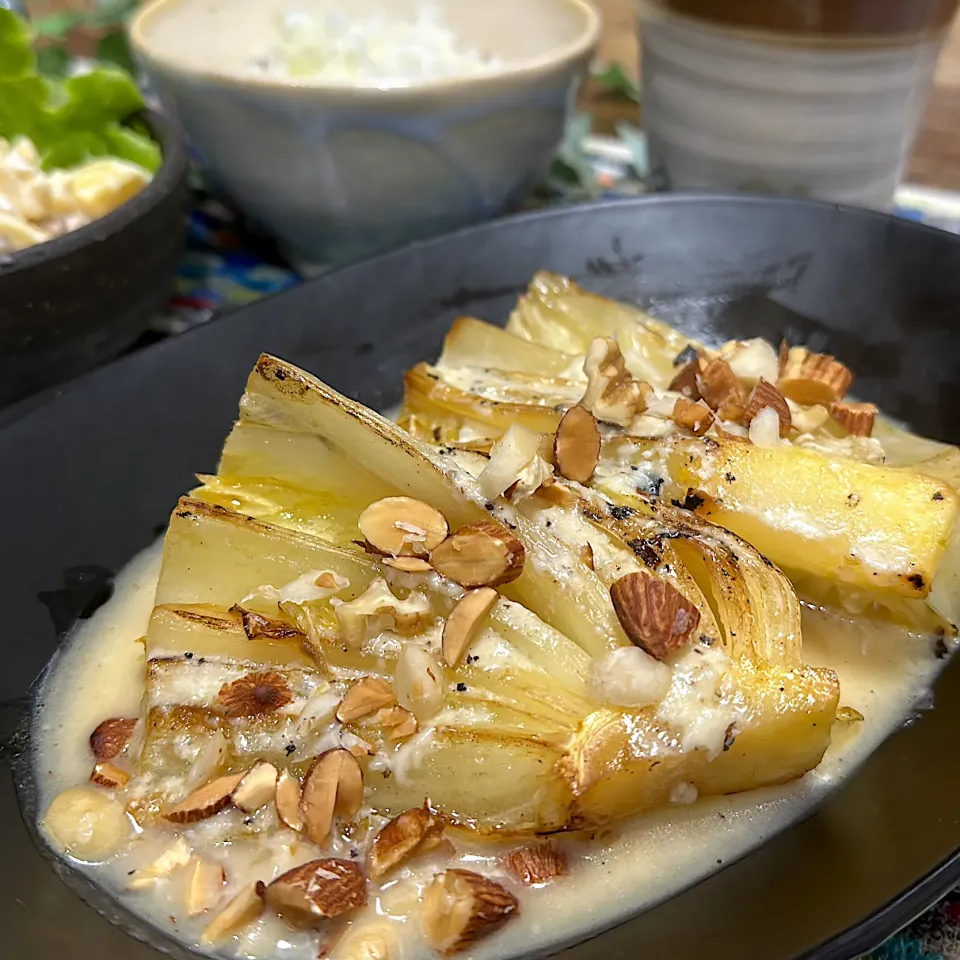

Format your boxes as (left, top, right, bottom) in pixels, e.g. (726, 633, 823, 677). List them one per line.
(582, 0, 960, 192)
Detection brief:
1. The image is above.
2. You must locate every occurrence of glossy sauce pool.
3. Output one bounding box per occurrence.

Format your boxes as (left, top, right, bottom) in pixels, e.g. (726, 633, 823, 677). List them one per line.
(33, 540, 945, 960)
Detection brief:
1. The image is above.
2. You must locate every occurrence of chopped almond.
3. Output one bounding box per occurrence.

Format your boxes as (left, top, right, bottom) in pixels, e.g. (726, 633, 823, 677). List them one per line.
(164, 773, 246, 824)
(430, 521, 525, 588)
(266, 859, 366, 928)
(217, 671, 293, 718)
(744, 379, 791, 437)
(442, 587, 499, 667)
(778, 346, 853, 406)
(300, 748, 364, 845)
(231, 606, 303, 641)
(377, 705, 418, 741)
(579, 542, 595, 571)
(369, 802, 446, 879)
(610, 572, 701, 660)
(501, 841, 568, 886)
(275, 770, 304, 832)
(90, 761, 129, 789)
(581, 337, 650, 427)
(381, 556, 433, 573)
(671, 397, 714, 436)
(553, 406, 601, 484)
(231, 762, 279, 814)
(394, 645, 445, 721)
(336, 677, 396, 723)
(89, 717, 137, 761)
(534, 481, 578, 508)
(667, 358, 702, 399)
(697, 357, 746, 417)
(202, 881, 265, 943)
(830, 400, 877, 437)
(184, 856, 225, 915)
(127, 837, 193, 889)
(421, 869, 519, 955)
(358, 497, 448, 557)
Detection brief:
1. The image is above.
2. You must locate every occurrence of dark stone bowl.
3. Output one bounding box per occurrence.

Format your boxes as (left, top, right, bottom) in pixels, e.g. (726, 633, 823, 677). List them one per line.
(0, 110, 189, 407)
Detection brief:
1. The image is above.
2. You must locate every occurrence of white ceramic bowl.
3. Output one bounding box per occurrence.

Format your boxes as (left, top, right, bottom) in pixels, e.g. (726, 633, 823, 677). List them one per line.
(130, 0, 599, 270)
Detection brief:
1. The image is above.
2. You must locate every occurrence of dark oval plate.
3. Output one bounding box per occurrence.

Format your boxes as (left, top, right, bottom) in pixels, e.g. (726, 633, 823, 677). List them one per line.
(4, 195, 960, 960)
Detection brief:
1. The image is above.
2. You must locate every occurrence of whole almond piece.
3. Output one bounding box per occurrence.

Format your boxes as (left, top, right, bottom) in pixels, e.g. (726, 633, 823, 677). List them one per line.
(442, 587, 499, 667)
(429, 522, 525, 588)
(778, 346, 853, 406)
(89, 717, 137, 761)
(184, 856, 225, 915)
(90, 760, 130, 789)
(553, 406, 601, 484)
(300, 748, 364, 845)
(164, 772, 246, 824)
(275, 770, 304, 832)
(501, 842, 568, 886)
(610, 572, 700, 660)
(830, 400, 877, 437)
(369, 802, 445, 879)
(672, 397, 714, 437)
(744, 379, 791, 437)
(265, 858, 366, 928)
(358, 497, 448, 557)
(421, 869, 519, 955)
(202, 881, 265, 943)
(231, 761, 278, 814)
(381, 556, 433, 573)
(336, 677, 396, 723)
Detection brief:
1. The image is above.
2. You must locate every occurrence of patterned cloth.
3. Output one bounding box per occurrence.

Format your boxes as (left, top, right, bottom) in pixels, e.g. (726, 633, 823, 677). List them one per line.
(150, 131, 960, 960)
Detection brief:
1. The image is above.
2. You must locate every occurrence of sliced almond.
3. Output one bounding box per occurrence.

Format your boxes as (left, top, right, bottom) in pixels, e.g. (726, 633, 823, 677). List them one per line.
(217, 671, 293, 718)
(778, 346, 853, 406)
(381, 556, 433, 573)
(421, 868, 519, 955)
(327, 921, 398, 960)
(164, 772, 246, 824)
(336, 677, 396, 723)
(300, 748, 364, 845)
(127, 837, 193, 889)
(377, 705, 418, 741)
(89, 717, 138, 761)
(533, 481, 578, 508)
(744, 379, 791, 437)
(830, 400, 877, 437)
(430, 522, 525, 588)
(358, 497, 448, 557)
(276, 770, 304, 832)
(442, 587, 499, 667)
(184, 856, 226, 916)
(231, 762, 279, 814)
(369, 802, 445, 879)
(697, 357, 746, 417)
(836, 705, 865, 723)
(90, 760, 130, 789)
(202, 881, 265, 943)
(266, 858, 366, 928)
(610, 572, 701, 660)
(553, 406, 601, 484)
(501, 841, 568, 886)
(671, 397, 714, 437)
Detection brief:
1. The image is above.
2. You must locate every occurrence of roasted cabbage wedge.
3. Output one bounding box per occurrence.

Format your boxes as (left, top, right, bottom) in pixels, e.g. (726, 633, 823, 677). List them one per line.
(399, 275, 960, 634)
(134, 354, 839, 840)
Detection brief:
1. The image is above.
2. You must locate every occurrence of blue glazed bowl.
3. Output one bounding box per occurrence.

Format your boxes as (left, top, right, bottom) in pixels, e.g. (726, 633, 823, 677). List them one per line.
(130, 0, 599, 271)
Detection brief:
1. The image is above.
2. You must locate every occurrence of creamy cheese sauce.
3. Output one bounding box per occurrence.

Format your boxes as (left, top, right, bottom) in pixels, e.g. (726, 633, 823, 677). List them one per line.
(33, 537, 946, 960)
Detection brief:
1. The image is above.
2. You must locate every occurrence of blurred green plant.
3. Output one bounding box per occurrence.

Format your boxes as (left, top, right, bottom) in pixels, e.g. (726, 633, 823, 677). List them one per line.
(592, 62, 642, 103)
(32, 0, 138, 74)
(0, 8, 159, 171)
